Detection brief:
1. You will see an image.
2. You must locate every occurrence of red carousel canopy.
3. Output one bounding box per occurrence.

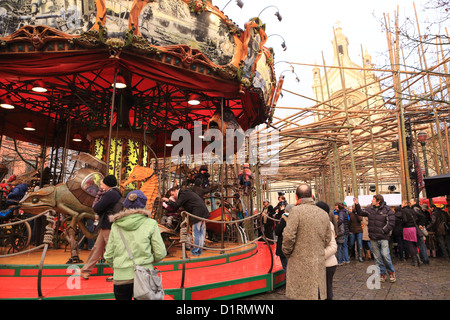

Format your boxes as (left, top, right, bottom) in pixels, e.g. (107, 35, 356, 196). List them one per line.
(0, 0, 279, 156)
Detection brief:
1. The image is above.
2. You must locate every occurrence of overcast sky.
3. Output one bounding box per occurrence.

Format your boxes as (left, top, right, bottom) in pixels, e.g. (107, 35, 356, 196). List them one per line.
(214, 0, 441, 119)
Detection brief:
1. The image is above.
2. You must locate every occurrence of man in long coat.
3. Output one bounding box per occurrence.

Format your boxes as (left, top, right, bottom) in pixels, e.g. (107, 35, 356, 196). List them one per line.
(282, 184, 331, 300)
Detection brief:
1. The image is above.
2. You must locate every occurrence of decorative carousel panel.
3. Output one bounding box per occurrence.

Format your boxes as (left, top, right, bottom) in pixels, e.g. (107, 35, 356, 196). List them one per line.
(253, 51, 273, 104)
(241, 19, 267, 82)
(103, 0, 134, 37)
(135, 0, 235, 66)
(0, 0, 98, 38)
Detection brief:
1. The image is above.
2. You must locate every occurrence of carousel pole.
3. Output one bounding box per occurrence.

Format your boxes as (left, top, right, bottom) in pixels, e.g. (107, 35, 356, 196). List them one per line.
(106, 68, 119, 173)
(38, 113, 51, 188)
(59, 116, 71, 183)
(220, 97, 224, 252)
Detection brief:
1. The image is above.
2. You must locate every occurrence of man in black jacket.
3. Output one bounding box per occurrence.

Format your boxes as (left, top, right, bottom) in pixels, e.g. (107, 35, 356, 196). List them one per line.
(354, 195, 396, 283)
(162, 187, 210, 256)
(80, 175, 122, 280)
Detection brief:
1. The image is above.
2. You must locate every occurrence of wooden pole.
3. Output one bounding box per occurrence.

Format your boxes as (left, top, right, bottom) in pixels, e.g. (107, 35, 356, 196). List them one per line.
(360, 44, 379, 194)
(384, 11, 411, 200)
(413, 2, 446, 172)
(333, 26, 359, 199)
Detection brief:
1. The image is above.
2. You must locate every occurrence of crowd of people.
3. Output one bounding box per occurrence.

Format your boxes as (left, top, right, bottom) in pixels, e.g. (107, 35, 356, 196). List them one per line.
(3, 164, 450, 301)
(261, 185, 450, 300)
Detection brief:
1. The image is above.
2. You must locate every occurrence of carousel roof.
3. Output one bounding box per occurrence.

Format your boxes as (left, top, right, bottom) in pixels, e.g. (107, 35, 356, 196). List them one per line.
(0, 0, 278, 155)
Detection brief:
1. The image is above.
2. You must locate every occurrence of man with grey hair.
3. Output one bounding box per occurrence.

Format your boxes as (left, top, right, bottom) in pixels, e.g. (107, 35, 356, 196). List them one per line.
(282, 183, 331, 300)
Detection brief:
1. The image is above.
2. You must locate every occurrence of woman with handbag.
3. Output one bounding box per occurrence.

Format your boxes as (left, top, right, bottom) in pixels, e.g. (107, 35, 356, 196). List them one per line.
(104, 190, 167, 300)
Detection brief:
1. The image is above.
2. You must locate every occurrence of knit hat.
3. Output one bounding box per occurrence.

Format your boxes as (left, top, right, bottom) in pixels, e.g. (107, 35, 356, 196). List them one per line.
(123, 190, 147, 209)
(316, 200, 330, 214)
(102, 174, 117, 188)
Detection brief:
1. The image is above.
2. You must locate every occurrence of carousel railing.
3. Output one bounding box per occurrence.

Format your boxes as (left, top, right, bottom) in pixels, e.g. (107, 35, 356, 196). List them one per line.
(0, 208, 56, 299)
(178, 210, 280, 292)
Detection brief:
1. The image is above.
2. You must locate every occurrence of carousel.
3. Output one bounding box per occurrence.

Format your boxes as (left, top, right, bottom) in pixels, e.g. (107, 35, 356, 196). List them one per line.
(0, 0, 285, 299)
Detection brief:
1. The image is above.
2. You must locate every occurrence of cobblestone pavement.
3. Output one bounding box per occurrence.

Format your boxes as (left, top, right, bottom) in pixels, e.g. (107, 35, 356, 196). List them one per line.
(243, 257, 450, 300)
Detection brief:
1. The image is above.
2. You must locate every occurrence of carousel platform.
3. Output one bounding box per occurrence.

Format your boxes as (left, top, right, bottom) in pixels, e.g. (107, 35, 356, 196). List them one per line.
(0, 241, 285, 300)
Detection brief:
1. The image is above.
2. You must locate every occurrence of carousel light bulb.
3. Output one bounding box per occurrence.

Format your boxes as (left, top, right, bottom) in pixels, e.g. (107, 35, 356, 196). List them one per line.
(32, 80, 47, 93)
(0, 96, 15, 109)
(188, 94, 200, 105)
(112, 74, 127, 89)
(24, 120, 36, 131)
(72, 133, 82, 142)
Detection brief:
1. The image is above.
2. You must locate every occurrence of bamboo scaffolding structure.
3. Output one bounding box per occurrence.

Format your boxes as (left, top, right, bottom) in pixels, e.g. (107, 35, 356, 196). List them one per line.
(261, 4, 449, 201)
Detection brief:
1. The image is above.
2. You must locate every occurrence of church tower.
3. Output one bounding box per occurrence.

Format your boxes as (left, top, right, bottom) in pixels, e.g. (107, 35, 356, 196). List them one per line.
(312, 24, 384, 121)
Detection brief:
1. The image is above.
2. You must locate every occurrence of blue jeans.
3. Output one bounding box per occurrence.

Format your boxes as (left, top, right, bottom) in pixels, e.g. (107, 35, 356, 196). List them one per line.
(394, 234, 408, 259)
(338, 235, 349, 263)
(371, 239, 395, 275)
(349, 233, 363, 254)
(191, 221, 206, 256)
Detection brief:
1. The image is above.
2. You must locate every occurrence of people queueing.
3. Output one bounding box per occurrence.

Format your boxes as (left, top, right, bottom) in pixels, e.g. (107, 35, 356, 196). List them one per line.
(316, 201, 338, 300)
(401, 200, 422, 266)
(348, 205, 364, 262)
(273, 194, 287, 219)
(422, 203, 438, 258)
(275, 203, 293, 272)
(336, 202, 350, 265)
(361, 216, 373, 260)
(79, 174, 122, 280)
(261, 198, 275, 241)
(354, 195, 396, 283)
(393, 205, 408, 262)
(410, 199, 430, 264)
(428, 204, 450, 260)
(104, 190, 167, 300)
